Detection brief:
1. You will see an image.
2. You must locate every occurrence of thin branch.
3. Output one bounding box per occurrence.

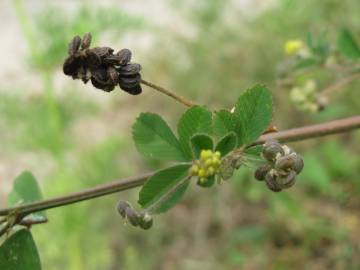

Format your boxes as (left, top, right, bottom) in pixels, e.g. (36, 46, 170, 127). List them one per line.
(321, 72, 360, 97)
(141, 79, 196, 107)
(252, 115, 360, 145)
(0, 115, 359, 218)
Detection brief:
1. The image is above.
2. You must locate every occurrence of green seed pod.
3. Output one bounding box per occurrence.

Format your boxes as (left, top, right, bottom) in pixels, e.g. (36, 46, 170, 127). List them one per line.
(254, 164, 271, 181)
(277, 170, 297, 189)
(275, 155, 295, 172)
(262, 140, 284, 162)
(117, 201, 130, 218)
(265, 173, 282, 192)
(139, 212, 153, 230)
(125, 207, 140, 227)
(292, 155, 304, 174)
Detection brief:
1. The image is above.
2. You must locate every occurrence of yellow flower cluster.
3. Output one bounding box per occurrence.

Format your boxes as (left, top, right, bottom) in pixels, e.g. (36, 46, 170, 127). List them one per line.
(284, 40, 304, 55)
(190, 150, 221, 184)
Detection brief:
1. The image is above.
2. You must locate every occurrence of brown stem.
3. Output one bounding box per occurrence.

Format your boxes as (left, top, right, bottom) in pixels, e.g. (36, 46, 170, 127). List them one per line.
(321, 73, 360, 97)
(141, 79, 196, 107)
(0, 116, 359, 218)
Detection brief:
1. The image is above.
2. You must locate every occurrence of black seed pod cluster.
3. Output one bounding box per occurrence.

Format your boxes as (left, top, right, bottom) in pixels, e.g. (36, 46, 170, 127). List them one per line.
(117, 201, 153, 230)
(254, 140, 304, 192)
(63, 33, 142, 95)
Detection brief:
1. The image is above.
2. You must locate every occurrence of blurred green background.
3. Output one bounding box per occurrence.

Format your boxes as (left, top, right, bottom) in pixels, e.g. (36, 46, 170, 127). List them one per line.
(0, 0, 359, 269)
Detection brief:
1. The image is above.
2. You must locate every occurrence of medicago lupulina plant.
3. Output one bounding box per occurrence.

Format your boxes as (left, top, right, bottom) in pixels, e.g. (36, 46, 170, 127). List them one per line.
(0, 33, 359, 268)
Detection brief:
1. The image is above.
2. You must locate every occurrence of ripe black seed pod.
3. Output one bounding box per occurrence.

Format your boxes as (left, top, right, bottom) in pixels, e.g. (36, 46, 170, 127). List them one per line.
(265, 173, 282, 192)
(262, 140, 284, 162)
(81, 32, 92, 49)
(277, 170, 297, 189)
(254, 164, 271, 181)
(117, 201, 131, 218)
(292, 155, 304, 174)
(86, 50, 102, 69)
(63, 56, 82, 76)
(119, 73, 141, 88)
(107, 66, 119, 84)
(116, 49, 132, 65)
(139, 213, 153, 230)
(119, 82, 142, 95)
(92, 47, 114, 58)
(118, 63, 142, 76)
(125, 207, 140, 227)
(68, 35, 81, 56)
(275, 155, 295, 172)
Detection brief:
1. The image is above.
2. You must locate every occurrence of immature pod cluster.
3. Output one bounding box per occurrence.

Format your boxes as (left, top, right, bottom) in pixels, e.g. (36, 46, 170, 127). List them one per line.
(63, 33, 142, 95)
(254, 140, 304, 192)
(117, 201, 153, 230)
(190, 150, 222, 187)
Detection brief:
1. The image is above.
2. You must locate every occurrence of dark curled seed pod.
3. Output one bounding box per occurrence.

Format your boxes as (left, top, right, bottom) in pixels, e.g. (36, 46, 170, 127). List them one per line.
(119, 84, 142, 95)
(277, 170, 297, 189)
(139, 213, 153, 230)
(81, 32, 92, 49)
(117, 201, 130, 218)
(292, 155, 304, 174)
(68, 35, 81, 56)
(262, 140, 284, 162)
(119, 73, 141, 88)
(254, 164, 271, 181)
(265, 173, 282, 192)
(107, 66, 119, 84)
(118, 63, 142, 76)
(86, 50, 102, 69)
(103, 55, 123, 65)
(116, 49, 132, 65)
(125, 207, 140, 227)
(92, 47, 114, 58)
(63, 56, 82, 76)
(275, 155, 295, 172)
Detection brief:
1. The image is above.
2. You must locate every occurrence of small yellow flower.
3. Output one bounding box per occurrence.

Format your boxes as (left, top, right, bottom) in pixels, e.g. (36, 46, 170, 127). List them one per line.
(198, 169, 206, 178)
(284, 40, 303, 55)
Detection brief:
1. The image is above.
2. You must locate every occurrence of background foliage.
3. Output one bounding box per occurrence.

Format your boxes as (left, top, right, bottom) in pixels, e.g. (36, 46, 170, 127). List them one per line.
(0, 0, 359, 269)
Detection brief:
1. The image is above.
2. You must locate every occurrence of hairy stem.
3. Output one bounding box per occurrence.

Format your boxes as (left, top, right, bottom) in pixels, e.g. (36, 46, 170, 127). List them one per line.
(141, 79, 196, 107)
(0, 115, 359, 218)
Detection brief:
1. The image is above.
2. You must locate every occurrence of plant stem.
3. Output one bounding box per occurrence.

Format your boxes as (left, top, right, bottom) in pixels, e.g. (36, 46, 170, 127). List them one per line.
(321, 72, 360, 97)
(0, 115, 359, 218)
(141, 79, 196, 107)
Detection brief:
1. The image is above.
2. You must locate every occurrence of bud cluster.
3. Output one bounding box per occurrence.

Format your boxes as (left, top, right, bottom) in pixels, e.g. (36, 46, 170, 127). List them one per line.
(117, 201, 153, 230)
(190, 150, 221, 186)
(290, 80, 327, 113)
(254, 140, 304, 192)
(63, 33, 142, 95)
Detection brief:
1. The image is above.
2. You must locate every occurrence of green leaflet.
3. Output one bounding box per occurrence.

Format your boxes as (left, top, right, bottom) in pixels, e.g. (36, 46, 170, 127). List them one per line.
(132, 112, 187, 161)
(337, 29, 360, 59)
(215, 132, 238, 157)
(0, 229, 41, 270)
(8, 171, 46, 219)
(177, 106, 212, 159)
(233, 85, 273, 146)
(138, 164, 191, 214)
(190, 133, 214, 158)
